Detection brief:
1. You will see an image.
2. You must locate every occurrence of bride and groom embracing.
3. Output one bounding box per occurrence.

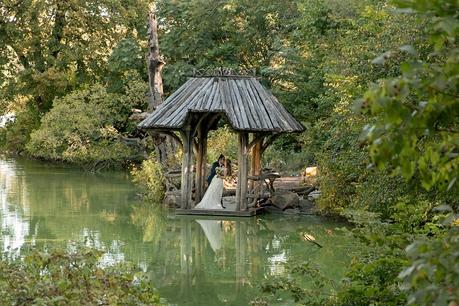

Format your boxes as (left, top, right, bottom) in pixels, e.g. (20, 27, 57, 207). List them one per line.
(194, 154, 232, 210)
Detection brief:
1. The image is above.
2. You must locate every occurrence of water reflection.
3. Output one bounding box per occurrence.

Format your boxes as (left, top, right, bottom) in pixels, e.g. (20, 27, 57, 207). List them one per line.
(0, 157, 354, 305)
(196, 219, 222, 252)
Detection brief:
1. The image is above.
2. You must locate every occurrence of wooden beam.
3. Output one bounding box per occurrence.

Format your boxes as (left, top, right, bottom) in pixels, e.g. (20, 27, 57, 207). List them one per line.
(180, 126, 193, 209)
(250, 137, 263, 192)
(200, 129, 208, 199)
(208, 113, 222, 130)
(195, 125, 208, 203)
(157, 130, 183, 150)
(236, 132, 249, 211)
(192, 113, 211, 137)
(248, 132, 268, 152)
(261, 133, 280, 154)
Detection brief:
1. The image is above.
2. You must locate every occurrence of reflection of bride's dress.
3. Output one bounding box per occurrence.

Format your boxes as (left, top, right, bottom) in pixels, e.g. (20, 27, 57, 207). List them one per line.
(194, 177, 224, 210)
(196, 220, 222, 252)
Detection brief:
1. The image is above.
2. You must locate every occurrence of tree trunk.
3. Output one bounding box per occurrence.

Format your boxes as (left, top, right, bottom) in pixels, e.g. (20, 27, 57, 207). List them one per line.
(147, 9, 165, 111)
(146, 7, 175, 166)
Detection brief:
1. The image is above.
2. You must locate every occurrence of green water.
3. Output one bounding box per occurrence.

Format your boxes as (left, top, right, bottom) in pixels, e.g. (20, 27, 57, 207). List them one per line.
(0, 157, 355, 305)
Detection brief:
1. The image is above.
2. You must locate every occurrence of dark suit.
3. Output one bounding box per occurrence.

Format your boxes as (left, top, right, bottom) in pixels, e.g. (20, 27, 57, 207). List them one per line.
(207, 161, 220, 185)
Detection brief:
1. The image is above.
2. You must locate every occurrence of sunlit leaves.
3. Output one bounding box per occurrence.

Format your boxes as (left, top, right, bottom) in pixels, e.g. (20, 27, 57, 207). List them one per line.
(0, 0, 150, 112)
(131, 154, 166, 203)
(26, 79, 148, 168)
(362, 0, 459, 193)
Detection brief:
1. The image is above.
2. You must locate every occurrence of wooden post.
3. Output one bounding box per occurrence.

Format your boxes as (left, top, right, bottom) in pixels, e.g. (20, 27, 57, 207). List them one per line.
(180, 126, 193, 209)
(236, 134, 241, 210)
(236, 132, 249, 211)
(249, 135, 263, 191)
(195, 126, 208, 203)
(201, 129, 208, 198)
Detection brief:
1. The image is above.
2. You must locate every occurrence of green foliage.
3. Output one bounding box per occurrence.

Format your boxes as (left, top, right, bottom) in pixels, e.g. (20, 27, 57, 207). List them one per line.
(207, 125, 238, 163)
(0, 0, 150, 113)
(355, 2, 459, 303)
(362, 0, 459, 193)
(0, 0, 150, 158)
(131, 154, 166, 203)
(336, 256, 407, 306)
(26, 80, 148, 168)
(334, 202, 430, 306)
(400, 228, 459, 305)
(254, 261, 338, 306)
(0, 246, 162, 305)
(0, 106, 40, 154)
(254, 1, 458, 305)
(107, 38, 147, 93)
(304, 0, 422, 213)
(157, 0, 302, 92)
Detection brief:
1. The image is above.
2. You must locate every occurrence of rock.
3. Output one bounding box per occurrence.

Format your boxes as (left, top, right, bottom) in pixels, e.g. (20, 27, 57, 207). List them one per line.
(271, 191, 299, 210)
(304, 166, 318, 177)
(264, 205, 284, 214)
(307, 190, 321, 201)
(283, 208, 301, 215)
(129, 111, 149, 121)
(299, 199, 314, 209)
(298, 199, 318, 215)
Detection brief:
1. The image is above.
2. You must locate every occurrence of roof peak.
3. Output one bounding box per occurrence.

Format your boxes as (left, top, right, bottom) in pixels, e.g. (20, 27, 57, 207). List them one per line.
(191, 67, 257, 78)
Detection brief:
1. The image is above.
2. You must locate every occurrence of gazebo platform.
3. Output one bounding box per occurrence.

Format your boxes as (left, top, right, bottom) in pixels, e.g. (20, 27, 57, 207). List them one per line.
(176, 207, 264, 217)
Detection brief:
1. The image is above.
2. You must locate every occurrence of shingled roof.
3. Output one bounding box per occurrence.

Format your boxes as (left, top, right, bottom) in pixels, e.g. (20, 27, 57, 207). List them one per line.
(138, 76, 304, 133)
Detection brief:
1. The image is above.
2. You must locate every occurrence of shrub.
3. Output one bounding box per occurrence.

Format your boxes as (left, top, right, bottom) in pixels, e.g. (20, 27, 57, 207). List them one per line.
(0, 107, 40, 155)
(0, 247, 162, 305)
(131, 154, 166, 203)
(26, 79, 148, 169)
(207, 125, 238, 163)
(399, 228, 459, 305)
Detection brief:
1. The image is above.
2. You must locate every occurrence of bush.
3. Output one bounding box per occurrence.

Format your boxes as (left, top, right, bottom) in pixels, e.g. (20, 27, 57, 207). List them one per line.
(399, 228, 459, 305)
(0, 107, 40, 155)
(26, 79, 148, 169)
(0, 247, 162, 305)
(207, 125, 238, 163)
(131, 154, 166, 203)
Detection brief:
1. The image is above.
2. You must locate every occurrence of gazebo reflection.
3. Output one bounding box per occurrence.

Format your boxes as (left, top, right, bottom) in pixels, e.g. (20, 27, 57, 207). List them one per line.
(175, 217, 259, 305)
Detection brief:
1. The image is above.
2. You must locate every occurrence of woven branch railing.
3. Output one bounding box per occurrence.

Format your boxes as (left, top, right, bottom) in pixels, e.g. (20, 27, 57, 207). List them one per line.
(190, 67, 257, 78)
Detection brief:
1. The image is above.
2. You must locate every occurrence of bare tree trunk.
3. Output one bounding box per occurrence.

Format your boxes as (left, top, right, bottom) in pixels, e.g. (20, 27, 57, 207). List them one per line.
(147, 8, 165, 111)
(146, 6, 175, 166)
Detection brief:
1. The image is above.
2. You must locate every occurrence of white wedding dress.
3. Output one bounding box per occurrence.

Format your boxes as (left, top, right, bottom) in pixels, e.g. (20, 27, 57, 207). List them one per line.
(194, 176, 224, 210)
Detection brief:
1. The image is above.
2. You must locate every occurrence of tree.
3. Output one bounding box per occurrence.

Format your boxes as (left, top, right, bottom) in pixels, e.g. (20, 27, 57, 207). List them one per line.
(26, 78, 148, 170)
(362, 0, 459, 194)
(0, 0, 150, 113)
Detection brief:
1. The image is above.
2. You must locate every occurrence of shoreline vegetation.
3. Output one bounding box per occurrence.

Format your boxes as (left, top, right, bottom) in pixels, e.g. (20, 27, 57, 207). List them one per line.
(0, 246, 162, 305)
(1, 0, 458, 305)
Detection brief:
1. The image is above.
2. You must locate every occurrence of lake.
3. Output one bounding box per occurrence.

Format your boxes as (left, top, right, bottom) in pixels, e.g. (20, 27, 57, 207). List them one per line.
(0, 157, 356, 305)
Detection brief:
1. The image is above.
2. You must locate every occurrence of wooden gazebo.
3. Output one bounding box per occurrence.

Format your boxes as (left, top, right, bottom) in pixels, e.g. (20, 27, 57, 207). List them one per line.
(138, 71, 304, 216)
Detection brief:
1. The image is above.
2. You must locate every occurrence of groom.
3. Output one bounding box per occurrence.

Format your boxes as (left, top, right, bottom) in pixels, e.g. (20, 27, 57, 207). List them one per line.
(207, 154, 225, 185)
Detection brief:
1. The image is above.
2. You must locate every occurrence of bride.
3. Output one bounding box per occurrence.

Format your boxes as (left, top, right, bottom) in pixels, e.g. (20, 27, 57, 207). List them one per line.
(194, 158, 231, 210)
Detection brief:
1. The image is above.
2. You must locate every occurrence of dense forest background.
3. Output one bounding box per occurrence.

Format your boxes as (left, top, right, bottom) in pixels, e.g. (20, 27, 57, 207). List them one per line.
(1, 0, 458, 305)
